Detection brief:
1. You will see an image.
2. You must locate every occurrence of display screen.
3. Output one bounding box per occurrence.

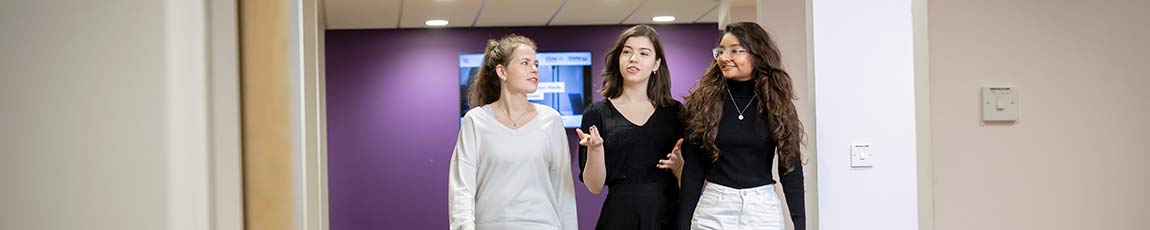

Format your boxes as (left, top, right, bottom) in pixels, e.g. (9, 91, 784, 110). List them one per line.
(459, 51, 593, 128)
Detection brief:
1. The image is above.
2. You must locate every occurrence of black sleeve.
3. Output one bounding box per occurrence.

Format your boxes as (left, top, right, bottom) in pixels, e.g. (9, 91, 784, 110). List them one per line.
(577, 103, 602, 182)
(677, 139, 709, 229)
(673, 102, 685, 140)
(778, 157, 806, 230)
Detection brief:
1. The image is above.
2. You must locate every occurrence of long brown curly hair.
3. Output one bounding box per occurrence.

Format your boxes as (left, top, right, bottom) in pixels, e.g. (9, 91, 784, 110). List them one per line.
(682, 22, 805, 173)
(467, 34, 537, 108)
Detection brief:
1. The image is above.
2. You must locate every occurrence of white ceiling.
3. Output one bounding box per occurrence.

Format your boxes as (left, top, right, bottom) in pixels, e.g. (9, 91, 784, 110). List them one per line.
(324, 0, 731, 29)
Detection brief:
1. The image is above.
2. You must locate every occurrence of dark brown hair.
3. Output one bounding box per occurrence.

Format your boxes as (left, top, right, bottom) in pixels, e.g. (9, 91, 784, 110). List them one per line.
(467, 34, 537, 108)
(600, 25, 676, 107)
(682, 22, 805, 173)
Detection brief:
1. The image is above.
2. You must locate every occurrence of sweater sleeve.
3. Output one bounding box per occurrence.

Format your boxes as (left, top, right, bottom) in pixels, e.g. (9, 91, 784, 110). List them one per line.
(778, 157, 806, 230)
(549, 114, 579, 230)
(448, 114, 479, 230)
(677, 139, 709, 229)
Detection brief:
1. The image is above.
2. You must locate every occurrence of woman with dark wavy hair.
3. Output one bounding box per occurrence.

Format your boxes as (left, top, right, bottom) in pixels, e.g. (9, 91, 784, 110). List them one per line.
(576, 25, 684, 229)
(677, 22, 807, 230)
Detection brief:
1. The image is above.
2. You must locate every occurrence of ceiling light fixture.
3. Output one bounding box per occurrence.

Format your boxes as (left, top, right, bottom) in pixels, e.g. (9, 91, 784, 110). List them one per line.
(652, 16, 676, 22)
(425, 20, 449, 26)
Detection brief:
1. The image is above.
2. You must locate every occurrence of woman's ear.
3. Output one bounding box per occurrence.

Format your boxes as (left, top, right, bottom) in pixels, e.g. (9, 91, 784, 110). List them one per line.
(496, 64, 507, 81)
(654, 58, 662, 73)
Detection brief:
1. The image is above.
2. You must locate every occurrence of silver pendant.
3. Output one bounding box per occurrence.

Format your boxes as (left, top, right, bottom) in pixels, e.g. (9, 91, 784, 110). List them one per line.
(738, 115, 744, 120)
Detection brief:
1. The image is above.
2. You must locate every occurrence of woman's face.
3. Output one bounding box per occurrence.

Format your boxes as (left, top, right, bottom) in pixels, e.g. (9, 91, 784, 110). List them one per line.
(715, 33, 754, 81)
(498, 45, 540, 94)
(618, 36, 662, 86)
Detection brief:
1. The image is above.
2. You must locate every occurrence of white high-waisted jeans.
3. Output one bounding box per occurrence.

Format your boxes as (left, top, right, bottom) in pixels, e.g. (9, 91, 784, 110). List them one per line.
(691, 182, 785, 230)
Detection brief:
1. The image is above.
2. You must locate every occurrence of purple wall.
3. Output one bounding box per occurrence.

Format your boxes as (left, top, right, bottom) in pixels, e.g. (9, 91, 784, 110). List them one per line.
(325, 24, 718, 230)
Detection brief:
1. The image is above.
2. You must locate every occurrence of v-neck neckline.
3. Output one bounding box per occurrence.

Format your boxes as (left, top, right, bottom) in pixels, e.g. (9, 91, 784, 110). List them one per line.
(485, 104, 540, 132)
(606, 99, 657, 127)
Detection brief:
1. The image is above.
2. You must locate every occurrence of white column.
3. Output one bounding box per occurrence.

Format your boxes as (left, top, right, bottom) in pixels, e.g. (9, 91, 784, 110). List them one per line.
(813, 0, 921, 229)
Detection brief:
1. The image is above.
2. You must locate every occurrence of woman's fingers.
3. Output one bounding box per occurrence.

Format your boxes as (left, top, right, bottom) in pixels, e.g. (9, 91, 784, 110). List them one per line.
(671, 152, 683, 172)
(588, 126, 603, 145)
(657, 153, 680, 169)
(575, 128, 593, 146)
(656, 140, 685, 170)
(575, 126, 604, 147)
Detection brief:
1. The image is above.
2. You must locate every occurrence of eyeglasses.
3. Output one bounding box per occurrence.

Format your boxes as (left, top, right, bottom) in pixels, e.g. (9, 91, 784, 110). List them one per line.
(712, 47, 749, 60)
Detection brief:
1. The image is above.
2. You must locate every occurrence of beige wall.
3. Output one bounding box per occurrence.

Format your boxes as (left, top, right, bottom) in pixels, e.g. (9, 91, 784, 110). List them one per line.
(0, 2, 168, 228)
(758, 0, 816, 229)
(0, 0, 237, 229)
(930, 0, 1150, 229)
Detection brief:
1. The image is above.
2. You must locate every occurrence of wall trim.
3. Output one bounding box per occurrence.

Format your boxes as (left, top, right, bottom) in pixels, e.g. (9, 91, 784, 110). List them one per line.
(165, 0, 211, 227)
(298, 0, 329, 229)
(209, 0, 243, 228)
(804, 0, 819, 229)
(913, 0, 934, 229)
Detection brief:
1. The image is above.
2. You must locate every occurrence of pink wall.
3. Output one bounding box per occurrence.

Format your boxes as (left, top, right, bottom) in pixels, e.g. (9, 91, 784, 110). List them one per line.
(929, 0, 1150, 229)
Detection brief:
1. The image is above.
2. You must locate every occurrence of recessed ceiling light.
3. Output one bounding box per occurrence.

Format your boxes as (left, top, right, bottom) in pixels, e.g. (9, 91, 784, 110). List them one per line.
(652, 16, 676, 22)
(425, 20, 449, 26)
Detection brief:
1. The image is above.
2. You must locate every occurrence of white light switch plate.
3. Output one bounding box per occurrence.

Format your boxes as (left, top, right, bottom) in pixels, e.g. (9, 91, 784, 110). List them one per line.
(982, 86, 1019, 121)
(851, 143, 873, 167)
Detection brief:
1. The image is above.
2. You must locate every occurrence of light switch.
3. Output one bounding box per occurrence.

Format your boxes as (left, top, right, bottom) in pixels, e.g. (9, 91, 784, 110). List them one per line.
(982, 86, 1019, 121)
(850, 143, 873, 167)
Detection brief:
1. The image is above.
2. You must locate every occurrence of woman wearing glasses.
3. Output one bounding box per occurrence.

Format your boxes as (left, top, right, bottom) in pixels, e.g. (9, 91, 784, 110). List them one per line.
(449, 34, 578, 230)
(678, 22, 807, 230)
(576, 25, 685, 229)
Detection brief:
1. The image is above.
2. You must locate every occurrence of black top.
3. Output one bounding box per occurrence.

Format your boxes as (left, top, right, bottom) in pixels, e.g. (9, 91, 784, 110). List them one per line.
(578, 100, 684, 186)
(678, 79, 806, 230)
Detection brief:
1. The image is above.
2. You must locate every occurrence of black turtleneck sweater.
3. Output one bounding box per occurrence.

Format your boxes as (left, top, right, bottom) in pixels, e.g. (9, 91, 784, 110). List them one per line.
(678, 78, 806, 230)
